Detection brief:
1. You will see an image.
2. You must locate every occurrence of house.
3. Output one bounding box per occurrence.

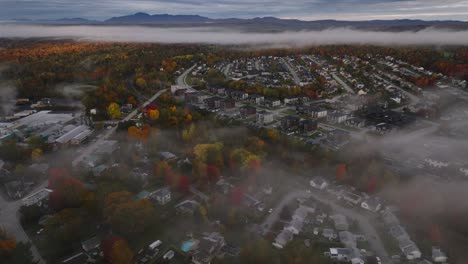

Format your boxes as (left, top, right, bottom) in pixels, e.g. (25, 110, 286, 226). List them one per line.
(204, 96, 224, 109)
(281, 115, 300, 131)
(149, 187, 171, 205)
(175, 200, 200, 215)
(240, 105, 256, 117)
(327, 111, 348, 124)
(424, 156, 450, 169)
(284, 97, 299, 105)
(185, 92, 209, 105)
(309, 106, 328, 118)
(273, 229, 294, 249)
(256, 110, 274, 125)
(361, 197, 382, 213)
(229, 90, 249, 101)
(22, 188, 52, 207)
(55, 125, 92, 146)
(264, 98, 281, 108)
(342, 191, 363, 205)
(322, 229, 337, 240)
(399, 238, 422, 260)
(309, 176, 329, 190)
(192, 232, 225, 264)
(285, 219, 304, 235)
(432, 247, 448, 263)
(221, 98, 236, 110)
(249, 95, 265, 105)
(299, 119, 318, 132)
(339, 231, 357, 248)
(158, 151, 177, 162)
(81, 236, 101, 257)
(327, 247, 364, 264)
(331, 214, 349, 231)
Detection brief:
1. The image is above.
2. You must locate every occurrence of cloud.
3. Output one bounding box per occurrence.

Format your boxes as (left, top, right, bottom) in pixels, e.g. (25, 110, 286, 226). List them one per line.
(1, 25, 468, 47)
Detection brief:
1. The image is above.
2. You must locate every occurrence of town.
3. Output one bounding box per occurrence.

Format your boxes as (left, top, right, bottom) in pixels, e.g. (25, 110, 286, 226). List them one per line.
(0, 41, 466, 264)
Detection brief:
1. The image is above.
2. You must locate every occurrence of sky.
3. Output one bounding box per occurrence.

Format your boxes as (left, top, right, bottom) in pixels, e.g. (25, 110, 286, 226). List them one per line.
(0, 0, 467, 21)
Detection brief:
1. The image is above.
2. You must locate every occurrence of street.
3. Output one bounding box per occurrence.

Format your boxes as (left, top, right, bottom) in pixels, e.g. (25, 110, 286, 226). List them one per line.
(261, 186, 392, 264)
(0, 181, 48, 264)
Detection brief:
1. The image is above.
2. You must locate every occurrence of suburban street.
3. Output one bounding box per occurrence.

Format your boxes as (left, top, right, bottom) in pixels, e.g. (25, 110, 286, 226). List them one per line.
(261, 186, 392, 264)
(176, 64, 197, 89)
(332, 73, 356, 94)
(0, 182, 48, 264)
(280, 58, 301, 86)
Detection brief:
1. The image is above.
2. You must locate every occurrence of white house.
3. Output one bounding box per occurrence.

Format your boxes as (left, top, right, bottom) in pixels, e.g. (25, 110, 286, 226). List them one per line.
(310, 177, 329, 190)
(399, 238, 422, 260)
(361, 197, 382, 213)
(256, 110, 274, 125)
(273, 229, 293, 249)
(149, 187, 171, 205)
(424, 157, 449, 169)
(22, 188, 52, 207)
(432, 247, 448, 263)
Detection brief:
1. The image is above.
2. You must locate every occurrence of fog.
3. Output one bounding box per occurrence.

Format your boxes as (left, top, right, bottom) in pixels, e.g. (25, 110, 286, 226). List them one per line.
(1, 24, 468, 46)
(0, 63, 16, 117)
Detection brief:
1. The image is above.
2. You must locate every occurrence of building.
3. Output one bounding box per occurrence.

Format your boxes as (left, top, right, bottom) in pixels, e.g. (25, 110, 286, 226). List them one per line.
(327, 111, 348, 124)
(240, 106, 256, 117)
(22, 188, 52, 207)
(249, 95, 265, 105)
(192, 232, 225, 264)
(424, 156, 450, 169)
(284, 97, 299, 105)
(221, 98, 236, 110)
(399, 238, 422, 260)
(204, 96, 224, 109)
(432, 247, 448, 263)
(322, 229, 337, 240)
(309, 177, 329, 190)
(256, 110, 274, 125)
(309, 106, 328, 118)
(299, 119, 318, 132)
(331, 214, 349, 231)
(264, 98, 281, 108)
(281, 115, 300, 131)
(339, 231, 357, 248)
(149, 187, 171, 205)
(361, 197, 382, 213)
(158, 151, 177, 162)
(327, 247, 364, 264)
(342, 191, 363, 205)
(273, 229, 294, 249)
(175, 200, 200, 215)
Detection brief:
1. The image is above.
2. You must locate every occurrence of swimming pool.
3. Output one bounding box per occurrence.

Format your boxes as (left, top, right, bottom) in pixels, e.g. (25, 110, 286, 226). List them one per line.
(181, 241, 194, 252)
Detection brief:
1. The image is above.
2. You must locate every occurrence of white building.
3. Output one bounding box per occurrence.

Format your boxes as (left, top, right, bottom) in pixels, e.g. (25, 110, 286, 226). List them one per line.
(310, 177, 329, 190)
(256, 110, 274, 125)
(361, 197, 382, 213)
(424, 157, 449, 169)
(22, 188, 53, 207)
(149, 187, 171, 205)
(432, 247, 448, 263)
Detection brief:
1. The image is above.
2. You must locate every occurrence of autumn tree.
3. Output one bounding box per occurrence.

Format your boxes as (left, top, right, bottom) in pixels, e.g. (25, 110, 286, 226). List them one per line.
(103, 235, 133, 264)
(104, 192, 156, 238)
(0, 229, 37, 264)
(107, 102, 121, 119)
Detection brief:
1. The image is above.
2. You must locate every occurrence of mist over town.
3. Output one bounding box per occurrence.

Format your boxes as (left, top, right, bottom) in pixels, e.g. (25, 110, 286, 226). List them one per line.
(0, 1, 467, 264)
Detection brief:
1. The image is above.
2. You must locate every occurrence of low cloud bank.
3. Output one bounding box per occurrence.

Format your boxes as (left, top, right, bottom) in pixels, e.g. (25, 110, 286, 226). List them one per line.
(1, 24, 468, 46)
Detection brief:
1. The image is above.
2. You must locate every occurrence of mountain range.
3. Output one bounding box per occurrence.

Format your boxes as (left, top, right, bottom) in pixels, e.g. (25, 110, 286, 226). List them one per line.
(9, 12, 468, 31)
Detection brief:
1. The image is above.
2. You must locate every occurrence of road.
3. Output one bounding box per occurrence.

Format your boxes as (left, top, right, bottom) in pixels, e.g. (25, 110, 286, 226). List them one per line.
(176, 64, 197, 90)
(332, 73, 356, 94)
(280, 58, 301, 86)
(261, 186, 392, 264)
(223, 63, 232, 77)
(0, 182, 48, 263)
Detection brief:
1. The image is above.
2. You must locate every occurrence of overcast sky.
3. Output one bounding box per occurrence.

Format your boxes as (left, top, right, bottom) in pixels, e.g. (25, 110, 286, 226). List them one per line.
(0, 0, 467, 21)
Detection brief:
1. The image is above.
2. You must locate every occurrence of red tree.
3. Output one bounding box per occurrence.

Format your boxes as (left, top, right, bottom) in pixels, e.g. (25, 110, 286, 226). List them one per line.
(178, 175, 190, 194)
(336, 163, 347, 181)
(206, 165, 221, 183)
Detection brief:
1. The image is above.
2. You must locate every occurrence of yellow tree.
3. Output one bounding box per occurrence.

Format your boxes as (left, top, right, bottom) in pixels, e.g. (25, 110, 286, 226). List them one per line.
(0, 228, 16, 253)
(147, 109, 160, 121)
(107, 102, 121, 119)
